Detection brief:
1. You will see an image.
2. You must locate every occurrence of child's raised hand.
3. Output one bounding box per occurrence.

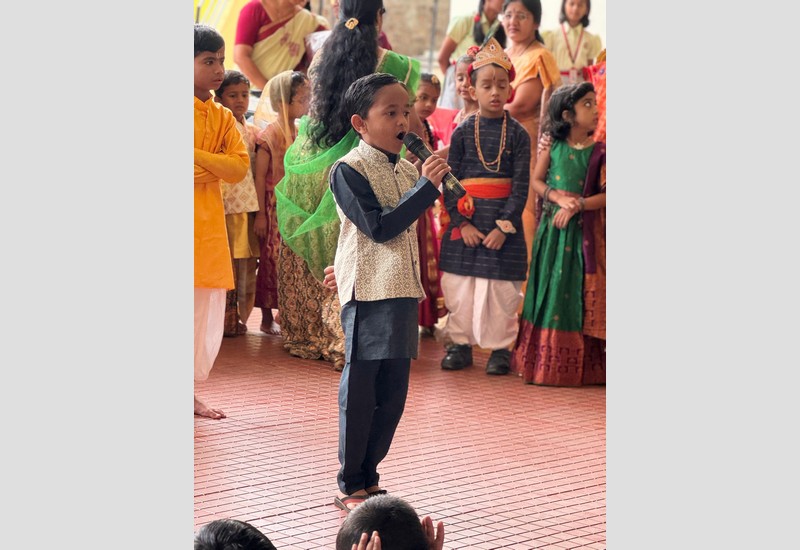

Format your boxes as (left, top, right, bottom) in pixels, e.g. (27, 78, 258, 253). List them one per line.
(254, 212, 268, 239)
(460, 223, 485, 247)
(352, 531, 381, 550)
(482, 228, 507, 250)
(421, 516, 445, 550)
(420, 155, 451, 187)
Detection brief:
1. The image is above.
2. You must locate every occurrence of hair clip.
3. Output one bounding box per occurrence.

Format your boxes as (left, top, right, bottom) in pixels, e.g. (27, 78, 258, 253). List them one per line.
(431, 75, 440, 86)
(344, 17, 359, 30)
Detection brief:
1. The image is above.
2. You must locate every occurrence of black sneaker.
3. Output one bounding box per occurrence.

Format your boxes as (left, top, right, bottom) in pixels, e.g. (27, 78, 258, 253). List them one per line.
(441, 344, 473, 370)
(485, 349, 511, 375)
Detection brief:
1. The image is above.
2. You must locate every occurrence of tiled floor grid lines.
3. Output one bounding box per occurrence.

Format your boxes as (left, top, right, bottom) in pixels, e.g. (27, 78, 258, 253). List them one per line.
(195, 312, 606, 549)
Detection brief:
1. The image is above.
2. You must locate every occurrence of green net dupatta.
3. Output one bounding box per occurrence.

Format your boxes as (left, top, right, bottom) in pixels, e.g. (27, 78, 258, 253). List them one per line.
(275, 51, 421, 281)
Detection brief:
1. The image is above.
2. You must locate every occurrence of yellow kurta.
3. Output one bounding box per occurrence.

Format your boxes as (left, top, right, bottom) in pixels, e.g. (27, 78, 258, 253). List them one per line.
(194, 96, 250, 289)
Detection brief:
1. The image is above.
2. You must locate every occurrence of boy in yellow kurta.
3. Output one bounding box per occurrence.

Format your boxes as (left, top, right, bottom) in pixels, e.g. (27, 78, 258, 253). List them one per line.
(194, 24, 250, 419)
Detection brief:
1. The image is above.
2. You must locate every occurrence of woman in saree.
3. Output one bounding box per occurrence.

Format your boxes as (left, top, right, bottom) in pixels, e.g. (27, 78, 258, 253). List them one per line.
(501, 0, 562, 262)
(265, 0, 424, 371)
(234, 0, 329, 92)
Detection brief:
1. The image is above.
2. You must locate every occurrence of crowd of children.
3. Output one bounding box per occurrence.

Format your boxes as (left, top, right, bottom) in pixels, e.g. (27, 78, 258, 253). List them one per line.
(195, 0, 606, 517)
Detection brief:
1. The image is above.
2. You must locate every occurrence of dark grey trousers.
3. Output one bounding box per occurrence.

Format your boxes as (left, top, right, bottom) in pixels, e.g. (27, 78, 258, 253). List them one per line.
(336, 357, 411, 494)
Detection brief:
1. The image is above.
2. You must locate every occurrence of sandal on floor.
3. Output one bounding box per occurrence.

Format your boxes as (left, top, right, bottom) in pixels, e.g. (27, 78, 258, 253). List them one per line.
(333, 494, 368, 513)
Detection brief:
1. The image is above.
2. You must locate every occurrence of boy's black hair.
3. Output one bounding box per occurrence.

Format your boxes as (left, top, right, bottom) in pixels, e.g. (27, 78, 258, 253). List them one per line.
(194, 518, 277, 550)
(344, 72, 406, 124)
(419, 73, 441, 93)
(307, 0, 384, 148)
(335, 495, 428, 550)
(559, 0, 591, 27)
(215, 70, 250, 97)
(474, 0, 506, 47)
(194, 23, 225, 58)
(543, 81, 595, 140)
(501, 0, 544, 44)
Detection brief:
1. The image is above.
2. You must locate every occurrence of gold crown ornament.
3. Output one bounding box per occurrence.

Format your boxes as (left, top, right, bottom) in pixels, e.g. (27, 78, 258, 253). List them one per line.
(469, 37, 516, 81)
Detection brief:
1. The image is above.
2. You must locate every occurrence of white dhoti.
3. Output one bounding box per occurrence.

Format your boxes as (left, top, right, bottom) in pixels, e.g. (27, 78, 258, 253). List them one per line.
(441, 273, 523, 350)
(194, 288, 226, 382)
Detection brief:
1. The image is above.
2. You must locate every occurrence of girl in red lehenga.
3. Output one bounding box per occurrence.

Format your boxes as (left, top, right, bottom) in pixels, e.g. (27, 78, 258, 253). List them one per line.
(411, 73, 449, 335)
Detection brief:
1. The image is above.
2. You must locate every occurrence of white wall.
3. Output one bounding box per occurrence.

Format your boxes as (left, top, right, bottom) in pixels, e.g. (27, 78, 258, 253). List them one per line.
(448, 0, 606, 49)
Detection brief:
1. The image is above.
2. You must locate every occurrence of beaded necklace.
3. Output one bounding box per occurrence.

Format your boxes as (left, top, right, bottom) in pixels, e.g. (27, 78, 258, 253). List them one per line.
(474, 110, 507, 173)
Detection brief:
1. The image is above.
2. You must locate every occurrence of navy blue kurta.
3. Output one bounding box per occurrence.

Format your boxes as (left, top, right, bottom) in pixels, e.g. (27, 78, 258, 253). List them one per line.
(439, 112, 531, 281)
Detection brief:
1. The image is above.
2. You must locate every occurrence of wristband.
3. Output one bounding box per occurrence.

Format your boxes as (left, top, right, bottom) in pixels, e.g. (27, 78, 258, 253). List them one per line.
(495, 219, 516, 234)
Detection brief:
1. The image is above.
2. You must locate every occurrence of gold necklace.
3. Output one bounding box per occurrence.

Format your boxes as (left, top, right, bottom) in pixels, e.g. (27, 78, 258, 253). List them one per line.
(474, 111, 507, 173)
(567, 137, 592, 150)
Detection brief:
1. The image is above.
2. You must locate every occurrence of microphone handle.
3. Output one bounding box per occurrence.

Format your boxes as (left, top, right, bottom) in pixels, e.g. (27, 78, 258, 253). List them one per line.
(442, 172, 466, 199)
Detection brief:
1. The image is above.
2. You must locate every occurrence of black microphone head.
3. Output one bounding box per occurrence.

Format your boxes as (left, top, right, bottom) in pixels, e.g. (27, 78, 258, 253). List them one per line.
(402, 132, 430, 159)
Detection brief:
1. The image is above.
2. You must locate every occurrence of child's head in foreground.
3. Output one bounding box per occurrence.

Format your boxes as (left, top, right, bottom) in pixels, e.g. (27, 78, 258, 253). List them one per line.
(194, 518, 277, 550)
(335, 494, 428, 550)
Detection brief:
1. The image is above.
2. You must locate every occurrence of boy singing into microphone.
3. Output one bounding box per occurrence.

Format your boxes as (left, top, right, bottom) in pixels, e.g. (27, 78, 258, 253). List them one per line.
(438, 37, 531, 375)
(328, 72, 450, 512)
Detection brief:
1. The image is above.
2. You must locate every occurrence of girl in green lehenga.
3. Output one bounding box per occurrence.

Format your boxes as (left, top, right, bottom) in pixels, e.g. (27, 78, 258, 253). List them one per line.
(510, 82, 606, 386)
(261, 0, 423, 371)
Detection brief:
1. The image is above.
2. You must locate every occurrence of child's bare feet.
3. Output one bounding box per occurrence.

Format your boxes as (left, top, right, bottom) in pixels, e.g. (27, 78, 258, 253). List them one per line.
(260, 321, 281, 335)
(194, 395, 226, 419)
(260, 308, 282, 335)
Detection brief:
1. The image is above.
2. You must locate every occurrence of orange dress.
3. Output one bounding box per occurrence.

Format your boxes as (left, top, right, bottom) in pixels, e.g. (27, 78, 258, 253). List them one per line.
(194, 96, 250, 289)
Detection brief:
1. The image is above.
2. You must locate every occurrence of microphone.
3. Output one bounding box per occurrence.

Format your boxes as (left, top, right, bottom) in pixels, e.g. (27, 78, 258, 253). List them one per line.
(402, 132, 466, 198)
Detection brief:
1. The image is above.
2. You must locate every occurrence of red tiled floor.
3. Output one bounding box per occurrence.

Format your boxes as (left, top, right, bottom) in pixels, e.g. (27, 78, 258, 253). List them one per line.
(195, 311, 605, 549)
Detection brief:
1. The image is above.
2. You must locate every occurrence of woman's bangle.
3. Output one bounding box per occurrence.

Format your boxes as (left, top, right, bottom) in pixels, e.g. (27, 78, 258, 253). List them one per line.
(578, 197, 586, 212)
(543, 186, 553, 202)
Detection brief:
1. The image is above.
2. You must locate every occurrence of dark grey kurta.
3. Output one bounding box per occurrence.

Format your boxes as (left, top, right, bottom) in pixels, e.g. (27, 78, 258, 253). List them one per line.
(439, 112, 531, 281)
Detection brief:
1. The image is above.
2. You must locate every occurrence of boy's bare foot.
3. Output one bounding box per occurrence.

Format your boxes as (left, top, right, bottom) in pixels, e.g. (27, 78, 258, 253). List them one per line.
(260, 321, 281, 335)
(194, 395, 226, 419)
